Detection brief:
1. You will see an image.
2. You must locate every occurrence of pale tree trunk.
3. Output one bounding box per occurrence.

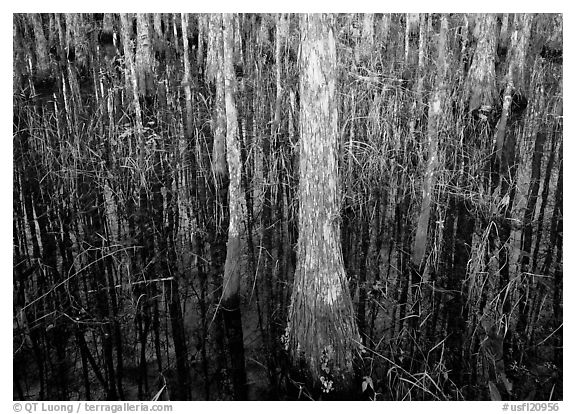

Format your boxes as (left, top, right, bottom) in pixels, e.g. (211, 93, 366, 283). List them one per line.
(103, 13, 114, 34)
(401, 13, 429, 343)
(498, 13, 511, 75)
(153, 13, 164, 50)
(119, 14, 143, 124)
(273, 13, 288, 131)
(287, 13, 360, 396)
(405, 13, 427, 167)
(495, 14, 533, 159)
(361, 13, 374, 58)
(56, 14, 81, 124)
(404, 13, 419, 64)
(464, 14, 498, 112)
(415, 14, 427, 104)
(153, 13, 162, 38)
(378, 14, 390, 53)
(499, 14, 510, 44)
(47, 13, 56, 46)
(181, 13, 194, 139)
(120, 13, 145, 183)
(135, 13, 154, 100)
(196, 14, 206, 72)
(29, 14, 50, 81)
(410, 16, 450, 359)
(352, 13, 374, 63)
(221, 12, 248, 400)
(207, 14, 228, 180)
(412, 15, 449, 277)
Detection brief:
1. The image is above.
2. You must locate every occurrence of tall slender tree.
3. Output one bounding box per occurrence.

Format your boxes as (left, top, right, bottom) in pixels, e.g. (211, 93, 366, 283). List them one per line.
(220, 13, 248, 400)
(412, 15, 448, 277)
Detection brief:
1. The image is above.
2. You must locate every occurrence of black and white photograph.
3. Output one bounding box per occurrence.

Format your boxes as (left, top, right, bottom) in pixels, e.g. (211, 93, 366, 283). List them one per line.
(11, 10, 564, 404)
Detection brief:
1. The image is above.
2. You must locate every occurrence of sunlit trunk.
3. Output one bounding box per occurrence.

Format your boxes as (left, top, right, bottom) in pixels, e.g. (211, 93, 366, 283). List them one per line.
(287, 14, 360, 396)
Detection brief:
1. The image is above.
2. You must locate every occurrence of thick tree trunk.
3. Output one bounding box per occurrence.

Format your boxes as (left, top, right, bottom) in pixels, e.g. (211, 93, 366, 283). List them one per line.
(135, 14, 154, 102)
(287, 14, 361, 396)
(464, 14, 498, 113)
(28, 14, 50, 81)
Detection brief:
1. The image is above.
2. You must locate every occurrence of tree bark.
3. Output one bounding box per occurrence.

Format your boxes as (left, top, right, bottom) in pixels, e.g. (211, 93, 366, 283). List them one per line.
(287, 14, 361, 396)
(412, 14, 448, 277)
(29, 14, 50, 81)
(220, 13, 248, 400)
(464, 14, 498, 113)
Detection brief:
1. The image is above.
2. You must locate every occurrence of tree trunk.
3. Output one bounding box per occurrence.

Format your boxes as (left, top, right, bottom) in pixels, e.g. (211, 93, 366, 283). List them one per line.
(135, 13, 154, 103)
(287, 14, 361, 397)
(207, 13, 228, 180)
(220, 13, 248, 400)
(412, 14, 448, 278)
(29, 14, 50, 81)
(464, 14, 498, 113)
